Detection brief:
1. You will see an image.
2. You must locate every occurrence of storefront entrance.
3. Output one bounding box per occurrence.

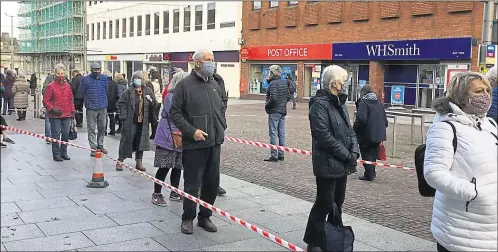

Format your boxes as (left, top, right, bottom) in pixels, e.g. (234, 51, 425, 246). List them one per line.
(341, 65, 360, 102)
(417, 64, 445, 108)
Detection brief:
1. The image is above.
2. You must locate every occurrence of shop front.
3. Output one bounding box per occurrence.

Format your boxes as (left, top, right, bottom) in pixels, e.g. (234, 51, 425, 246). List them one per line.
(328, 37, 473, 108)
(239, 44, 333, 100)
(143, 53, 171, 87)
(87, 54, 146, 81)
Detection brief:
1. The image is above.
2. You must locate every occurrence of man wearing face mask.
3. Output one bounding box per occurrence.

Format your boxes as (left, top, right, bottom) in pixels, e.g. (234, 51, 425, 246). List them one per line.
(169, 48, 226, 235)
(80, 63, 109, 157)
(304, 65, 359, 251)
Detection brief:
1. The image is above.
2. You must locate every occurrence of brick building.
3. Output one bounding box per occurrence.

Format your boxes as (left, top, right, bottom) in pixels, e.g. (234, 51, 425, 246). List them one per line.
(239, 1, 484, 108)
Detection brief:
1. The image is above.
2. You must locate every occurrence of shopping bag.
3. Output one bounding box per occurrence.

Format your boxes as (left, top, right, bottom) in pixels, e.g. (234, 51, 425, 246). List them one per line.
(377, 142, 387, 161)
(69, 119, 78, 140)
(322, 203, 355, 252)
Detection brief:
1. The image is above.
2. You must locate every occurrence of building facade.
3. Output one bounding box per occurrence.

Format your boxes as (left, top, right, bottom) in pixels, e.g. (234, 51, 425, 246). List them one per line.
(86, 1, 242, 97)
(240, 1, 486, 108)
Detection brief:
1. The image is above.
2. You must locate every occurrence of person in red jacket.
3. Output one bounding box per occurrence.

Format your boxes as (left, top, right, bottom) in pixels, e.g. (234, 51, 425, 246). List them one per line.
(43, 67, 76, 161)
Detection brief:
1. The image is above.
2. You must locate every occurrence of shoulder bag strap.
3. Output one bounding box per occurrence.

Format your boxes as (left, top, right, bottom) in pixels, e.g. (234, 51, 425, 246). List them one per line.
(443, 121, 457, 153)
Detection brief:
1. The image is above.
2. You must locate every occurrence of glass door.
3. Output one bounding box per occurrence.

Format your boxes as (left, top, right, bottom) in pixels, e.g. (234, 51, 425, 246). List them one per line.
(342, 65, 359, 102)
(417, 64, 436, 108)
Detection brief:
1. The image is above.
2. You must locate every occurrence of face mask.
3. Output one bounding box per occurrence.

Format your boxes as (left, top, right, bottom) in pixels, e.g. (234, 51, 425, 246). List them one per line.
(56, 76, 65, 82)
(90, 72, 99, 78)
(133, 79, 142, 87)
(200, 61, 215, 77)
(464, 94, 492, 117)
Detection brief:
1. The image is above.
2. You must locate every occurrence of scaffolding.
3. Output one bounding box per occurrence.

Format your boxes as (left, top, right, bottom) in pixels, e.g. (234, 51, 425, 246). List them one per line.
(17, 0, 84, 76)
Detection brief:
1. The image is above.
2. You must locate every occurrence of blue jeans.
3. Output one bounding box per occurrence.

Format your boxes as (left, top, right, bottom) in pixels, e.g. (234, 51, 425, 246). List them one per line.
(44, 114, 51, 137)
(268, 113, 286, 158)
(49, 118, 70, 158)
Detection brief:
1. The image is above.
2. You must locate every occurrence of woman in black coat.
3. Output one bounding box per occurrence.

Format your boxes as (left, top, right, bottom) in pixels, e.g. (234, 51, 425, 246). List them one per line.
(29, 73, 37, 95)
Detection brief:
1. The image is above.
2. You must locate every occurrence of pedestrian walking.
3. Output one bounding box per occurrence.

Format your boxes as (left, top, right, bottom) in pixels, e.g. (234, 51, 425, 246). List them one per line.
(104, 70, 118, 135)
(353, 85, 388, 181)
(70, 70, 84, 127)
(81, 63, 108, 156)
(116, 71, 158, 172)
(169, 48, 226, 235)
(42, 67, 76, 161)
(29, 73, 37, 96)
(264, 65, 291, 162)
(212, 68, 228, 196)
(149, 70, 162, 140)
(12, 72, 30, 121)
(424, 71, 497, 252)
(2, 69, 16, 115)
(486, 66, 497, 121)
(304, 65, 359, 251)
(115, 72, 128, 133)
(286, 73, 297, 109)
(151, 71, 189, 206)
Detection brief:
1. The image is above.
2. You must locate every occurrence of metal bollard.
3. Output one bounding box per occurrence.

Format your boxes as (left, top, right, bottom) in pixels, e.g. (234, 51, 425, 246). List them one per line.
(34, 93, 41, 119)
(421, 115, 426, 144)
(410, 117, 415, 145)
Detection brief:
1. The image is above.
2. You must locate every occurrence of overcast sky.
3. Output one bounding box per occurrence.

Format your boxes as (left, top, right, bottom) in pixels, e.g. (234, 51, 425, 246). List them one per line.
(1, 1, 20, 37)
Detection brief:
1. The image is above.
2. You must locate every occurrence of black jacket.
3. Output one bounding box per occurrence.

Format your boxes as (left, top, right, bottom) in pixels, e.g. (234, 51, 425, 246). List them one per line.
(30, 74, 37, 89)
(213, 73, 228, 120)
(70, 74, 83, 100)
(265, 76, 290, 115)
(169, 71, 227, 150)
(353, 95, 388, 144)
(106, 78, 119, 111)
(309, 89, 359, 178)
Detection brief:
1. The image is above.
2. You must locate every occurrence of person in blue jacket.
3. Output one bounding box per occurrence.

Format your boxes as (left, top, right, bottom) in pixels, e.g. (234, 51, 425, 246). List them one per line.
(486, 66, 497, 122)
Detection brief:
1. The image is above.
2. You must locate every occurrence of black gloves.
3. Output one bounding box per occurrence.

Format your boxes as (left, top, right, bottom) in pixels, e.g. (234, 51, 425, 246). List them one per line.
(51, 108, 63, 116)
(347, 153, 359, 166)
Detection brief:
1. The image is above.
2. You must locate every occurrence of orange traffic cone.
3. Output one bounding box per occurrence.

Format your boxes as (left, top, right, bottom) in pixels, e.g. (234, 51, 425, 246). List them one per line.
(86, 149, 109, 188)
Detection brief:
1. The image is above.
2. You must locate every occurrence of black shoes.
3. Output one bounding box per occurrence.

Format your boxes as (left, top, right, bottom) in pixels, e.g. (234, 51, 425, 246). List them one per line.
(306, 245, 323, 252)
(53, 156, 63, 162)
(264, 157, 278, 162)
(181, 220, 194, 234)
(198, 218, 217, 232)
(217, 186, 226, 196)
(62, 155, 71, 160)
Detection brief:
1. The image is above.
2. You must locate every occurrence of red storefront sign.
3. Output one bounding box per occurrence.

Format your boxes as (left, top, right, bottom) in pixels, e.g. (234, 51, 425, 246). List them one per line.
(240, 44, 332, 61)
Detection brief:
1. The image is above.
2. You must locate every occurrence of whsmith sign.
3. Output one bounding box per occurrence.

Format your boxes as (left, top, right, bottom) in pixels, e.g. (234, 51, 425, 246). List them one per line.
(332, 37, 472, 60)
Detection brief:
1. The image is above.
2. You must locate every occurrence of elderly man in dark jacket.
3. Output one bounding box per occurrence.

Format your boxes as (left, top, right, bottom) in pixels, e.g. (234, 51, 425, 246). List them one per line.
(2, 69, 16, 115)
(70, 70, 84, 127)
(264, 65, 291, 162)
(169, 48, 226, 235)
(304, 65, 359, 252)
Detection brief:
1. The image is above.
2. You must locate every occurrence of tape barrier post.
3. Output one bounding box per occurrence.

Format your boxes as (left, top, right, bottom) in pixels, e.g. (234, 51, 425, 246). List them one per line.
(86, 149, 109, 188)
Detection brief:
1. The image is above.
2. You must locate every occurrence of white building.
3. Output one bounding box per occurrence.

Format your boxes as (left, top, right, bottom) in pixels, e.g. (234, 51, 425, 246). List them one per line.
(86, 1, 242, 97)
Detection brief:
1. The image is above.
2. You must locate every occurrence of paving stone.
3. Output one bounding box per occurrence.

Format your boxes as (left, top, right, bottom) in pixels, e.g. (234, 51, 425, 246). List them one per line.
(35, 179, 88, 190)
(199, 222, 260, 244)
(214, 188, 251, 199)
(35, 168, 83, 176)
(37, 186, 94, 198)
(85, 182, 140, 193)
(83, 200, 152, 215)
(1, 243, 5, 251)
(1, 190, 44, 203)
(201, 237, 285, 251)
(0, 169, 41, 178)
(105, 207, 178, 225)
(83, 222, 165, 246)
(78, 237, 167, 251)
(0, 213, 24, 227)
(151, 232, 218, 251)
(228, 207, 285, 227)
(277, 229, 308, 251)
(0, 223, 45, 242)
(150, 216, 231, 235)
(236, 185, 280, 197)
(264, 201, 313, 216)
(354, 241, 383, 251)
(0, 203, 21, 214)
(212, 198, 261, 211)
(15, 197, 76, 212)
(68, 193, 124, 206)
(8, 175, 57, 185)
(51, 173, 89, 181)
(17, 205, 95, 224)
(36, 215, 117, 236)
(2, 232, 94, 251)
(112, 188, 152, 201)
(1, 182, 42, 192)
(254, 214, 307, 234)
(243, 193, 306, 206)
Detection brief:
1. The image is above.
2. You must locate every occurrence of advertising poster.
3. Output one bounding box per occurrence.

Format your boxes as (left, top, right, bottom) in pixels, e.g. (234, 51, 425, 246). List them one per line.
(390, 85, 405, 105)
(311, 78, 320, 97)
(359, 80, 367, 89)
(261, 65, 295, 89)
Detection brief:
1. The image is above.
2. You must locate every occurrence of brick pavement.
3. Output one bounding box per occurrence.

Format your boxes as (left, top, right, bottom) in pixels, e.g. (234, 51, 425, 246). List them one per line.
(0, 132, 436, 251)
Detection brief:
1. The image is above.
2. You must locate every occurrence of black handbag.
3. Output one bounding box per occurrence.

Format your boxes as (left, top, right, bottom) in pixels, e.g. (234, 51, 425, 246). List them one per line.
(322, 203, 355, 252)
(69, 119, 77, 140)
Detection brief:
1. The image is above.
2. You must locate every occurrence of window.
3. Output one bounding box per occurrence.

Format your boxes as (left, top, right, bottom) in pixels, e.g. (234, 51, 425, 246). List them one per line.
(207, 2, 215, 30)
(91, 23, 95, 40)
(97, 23, 100, 40)
(109, 20, 113, 39)
(115, 19, 120, 38)
(288, 1, 298, 5)
(195, 5, 202, 31)
(100, 0, 103, 2)
(154, 12, 159, 34)
(253, 1, 262, 10)
(270, 1, 279, 8)
(122, 18, 126, 37)
(145, 14, 151, 35)
(89, 1, 92, 6)
(163, 11, 169, 33)
(103, 21, 106, 39)
(94, 1, 97, 5)
(129, 17, 134, 37)
(249, 64, 297, 94)
(86, 24, 89, 41)
(137, 15, 142, 36)
(173, 9, 179, 33)
(184, 6, 191, 32)
(220, 21, 235, 28)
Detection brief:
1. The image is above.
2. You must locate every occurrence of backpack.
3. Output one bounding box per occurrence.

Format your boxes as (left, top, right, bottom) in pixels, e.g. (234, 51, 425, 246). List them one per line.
(414, 121, 457, 197)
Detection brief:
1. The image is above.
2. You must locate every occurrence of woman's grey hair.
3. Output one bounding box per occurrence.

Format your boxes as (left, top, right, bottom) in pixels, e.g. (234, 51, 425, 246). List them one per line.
(486, 66, 497, 88)
(322, 65, 348, 91)
(55, 63, 66, 71)
(169, 71, 189, 92)
(359, 85, 373, 97)
(131, 71, 144, 80)
(269, 65, 282, 77)
(103, 70, 112, 78)
(192, 48, 214, 62)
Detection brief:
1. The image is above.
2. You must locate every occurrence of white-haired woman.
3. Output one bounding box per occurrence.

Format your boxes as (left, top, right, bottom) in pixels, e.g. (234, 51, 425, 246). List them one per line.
(151, 71, 189, 206)
(424, 72, 497, 252)
(116, 71, 158, 172)
(304, 65, 359, 251)
(12, 72, 30, 121)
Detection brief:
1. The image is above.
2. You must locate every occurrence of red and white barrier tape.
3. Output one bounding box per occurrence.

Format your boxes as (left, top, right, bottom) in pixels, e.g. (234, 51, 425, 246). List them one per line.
(223, 136, 415, 171)
(0, 125, 305, 252)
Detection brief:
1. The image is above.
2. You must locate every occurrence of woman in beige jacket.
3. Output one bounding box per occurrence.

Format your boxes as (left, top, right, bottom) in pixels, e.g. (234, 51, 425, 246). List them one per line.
(12, 72, 30, 121)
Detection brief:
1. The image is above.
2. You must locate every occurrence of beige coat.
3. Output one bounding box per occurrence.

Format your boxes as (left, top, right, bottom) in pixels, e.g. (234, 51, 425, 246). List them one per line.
(12, 76, 30, 109)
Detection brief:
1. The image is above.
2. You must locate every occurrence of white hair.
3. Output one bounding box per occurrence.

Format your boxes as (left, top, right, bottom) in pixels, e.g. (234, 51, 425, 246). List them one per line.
(103, 70, 112, 78)
(486, 66, 497, 88)
(192, 48, 214, 62)
(169, 71, 189, 92)
(322, 65, 348, 91)
(269, 65, 282, 77)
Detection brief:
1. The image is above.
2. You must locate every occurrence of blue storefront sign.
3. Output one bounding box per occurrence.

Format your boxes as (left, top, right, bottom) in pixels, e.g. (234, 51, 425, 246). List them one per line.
(391, 86, 405, 105)
(332, 37, 472, 60)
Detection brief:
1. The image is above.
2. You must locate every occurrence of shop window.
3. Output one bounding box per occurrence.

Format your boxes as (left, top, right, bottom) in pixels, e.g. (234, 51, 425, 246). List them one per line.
(270, 1, 279, 8)
(173, 9, 179, 33)
(97, 23, 100, 40)
(195, 5, 203, 31)
(122, 18, 126, 38)
(115, 19, 120, 38)
(137, 15, 142, 36)
(103, 21, 106, 39)
(303, 64, 322, 97)
(145, 14, 151, 35)
(109, 20, 113, 39)
(207, 3, 216, 29)
(249, 64, 297, 95)
(253, 1, 262, 10)
(220, 21, 235, 28)
(163, 11, 169, 34)
(184, 6, 191, 32)
(289, 1, 298, 6)
(132, 61, 144, 73)
(129, 17, 134, 37)
(91, 23, 94, 40)
(105, 61, 121, 76)
(154, 12, 159, 34)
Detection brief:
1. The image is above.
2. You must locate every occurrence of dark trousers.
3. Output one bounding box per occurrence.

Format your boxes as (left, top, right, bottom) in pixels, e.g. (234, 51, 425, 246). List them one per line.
(182, 145, 221, 221)
(359, 142, 380, 180)
(16, 110, 27, 119)
(74, 99, 84, 126)
(303, 176, 348, 248)
(49, 118, 71, 158)
(2, 98, 13, 114)
(155, 168, 182, 193)
(107, 110, 116, 133)
(150, 105, 160, 138)
(437, 243, 450, 252)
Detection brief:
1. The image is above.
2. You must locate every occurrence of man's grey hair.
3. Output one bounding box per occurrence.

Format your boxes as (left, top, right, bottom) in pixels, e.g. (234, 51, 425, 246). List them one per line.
(55, 63, 66, 71)
(6, 69, 16, 76)
(445, 71, 491, 109)
(269, 65, 282, 77)
(359, 84, 374, 97)
(192, 48, 214, 62)
(54, 67, 65, 74)
(486, 66, 497, 88)
(103, 70, 112, 78)
(322, 65, 348, 91)
(131, 71, 144, 80)
(169, 71, 189, 92)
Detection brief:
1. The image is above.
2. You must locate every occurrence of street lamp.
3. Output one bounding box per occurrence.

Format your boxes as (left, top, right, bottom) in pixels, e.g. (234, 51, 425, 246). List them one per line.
(3, 12, 15, 70)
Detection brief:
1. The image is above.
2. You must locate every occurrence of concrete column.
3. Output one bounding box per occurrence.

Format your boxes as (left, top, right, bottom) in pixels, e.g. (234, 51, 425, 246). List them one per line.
(369, 61, 385, 103)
